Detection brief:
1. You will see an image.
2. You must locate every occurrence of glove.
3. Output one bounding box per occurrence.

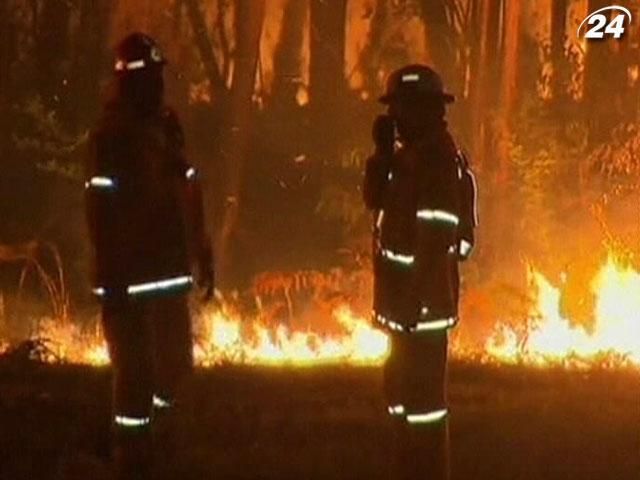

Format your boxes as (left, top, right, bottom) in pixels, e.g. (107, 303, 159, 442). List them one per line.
(372, 115, 395, 156)
(457, 238, 474, 262)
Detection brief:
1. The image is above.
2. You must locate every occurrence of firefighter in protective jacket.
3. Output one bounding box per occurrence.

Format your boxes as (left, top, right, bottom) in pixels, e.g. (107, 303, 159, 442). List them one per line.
(85, 33, 213, 480)
(364, 64, 476, 480)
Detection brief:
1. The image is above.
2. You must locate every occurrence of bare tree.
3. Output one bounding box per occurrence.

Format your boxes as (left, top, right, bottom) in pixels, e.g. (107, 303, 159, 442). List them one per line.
(309, 0, 347, 112)
(183, 0, 228, 101)
(216, 0, 266, 284)
(0, 0, 11, 155)
(551, 0, 568, 103)
(418, 0, 456, 87)
(466, 0, 502, 170)
(359, 0, 389, 94)
(496, 0, 521, 183)
(584, 0, 630, 144)
(272, 0, 308, 106)
(69, 0, 112, 130)
(35, 0, 71, 109)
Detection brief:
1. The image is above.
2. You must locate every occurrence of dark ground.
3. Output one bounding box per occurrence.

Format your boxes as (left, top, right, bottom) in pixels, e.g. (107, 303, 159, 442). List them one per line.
(0, 360, 637, 480)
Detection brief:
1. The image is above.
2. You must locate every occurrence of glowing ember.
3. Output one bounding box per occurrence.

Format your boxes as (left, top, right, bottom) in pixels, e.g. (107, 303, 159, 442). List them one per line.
(487, 255, 640, 367)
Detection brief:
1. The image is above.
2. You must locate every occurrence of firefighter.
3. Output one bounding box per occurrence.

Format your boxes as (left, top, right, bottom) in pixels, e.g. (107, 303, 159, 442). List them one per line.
(85, 33, 213, 480)
(364, 64, 476, 480)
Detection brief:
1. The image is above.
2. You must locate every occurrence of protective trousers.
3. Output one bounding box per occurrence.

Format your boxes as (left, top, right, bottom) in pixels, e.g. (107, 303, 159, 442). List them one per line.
(384, 332, 450, 480)
(102, 293, 193, 480)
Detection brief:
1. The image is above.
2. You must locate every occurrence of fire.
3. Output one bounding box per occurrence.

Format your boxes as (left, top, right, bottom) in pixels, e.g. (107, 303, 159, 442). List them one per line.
(194, 305, 389, 367)
(22, 318, 110, 366)
(487, 255, 640, 367)
(1, 306, 388, 367)
(2, 254, 639, 369)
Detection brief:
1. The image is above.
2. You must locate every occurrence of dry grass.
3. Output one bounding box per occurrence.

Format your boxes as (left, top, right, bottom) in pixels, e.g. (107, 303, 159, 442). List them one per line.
(0, 360, 637, 480)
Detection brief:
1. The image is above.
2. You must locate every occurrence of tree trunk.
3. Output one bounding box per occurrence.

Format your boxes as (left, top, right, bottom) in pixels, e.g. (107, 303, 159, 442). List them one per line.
(309, 0, 347, 113)
(307, 0, 347, 263)
(496, 0, 521, 183)
(35, 0, 71, 109)
(469, 0, 502, 171)
(216, 0, 265, 285)
(480, 0, 519, 271)
(360, 0, 389, 94)
(584, 0, 626, 145)
(419, 0, 457, 90)
(551, 0, 567, 103)
(308, 0, 347, 168)
(0, 0, 11, 156)
(69, 0, 112, 130)
(468, 0, 488, 170)
(184, 0, 227, 101)
(272, 0, 308, 106)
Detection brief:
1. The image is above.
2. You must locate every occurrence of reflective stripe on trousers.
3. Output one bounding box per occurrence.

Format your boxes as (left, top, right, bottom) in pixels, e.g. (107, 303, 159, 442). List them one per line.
(383, 327, 448, 428)
(85, 176, 117, 190)
(374, 312, 457, 334)
(387, 406, 449, 425)
(114, 415, 151, 429)
(380, 249, 415, 266)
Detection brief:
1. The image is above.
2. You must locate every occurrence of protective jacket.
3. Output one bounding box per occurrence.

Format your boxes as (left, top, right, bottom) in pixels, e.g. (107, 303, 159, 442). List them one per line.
(86, 101, 206, 298)
(455, 150, 478, 261)
(365, 125, 461, 332)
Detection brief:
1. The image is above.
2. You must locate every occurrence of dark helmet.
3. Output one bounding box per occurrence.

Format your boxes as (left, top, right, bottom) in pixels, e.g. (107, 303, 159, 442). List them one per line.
(114, 32, 166, 74)
(379, 64, 454, 105)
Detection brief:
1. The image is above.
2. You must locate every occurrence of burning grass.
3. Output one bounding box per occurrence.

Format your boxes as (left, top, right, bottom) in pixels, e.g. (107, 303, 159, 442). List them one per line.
(487, 254, 640, 368)
(194, 304, 389, 367)
(1, 250, 639, 370)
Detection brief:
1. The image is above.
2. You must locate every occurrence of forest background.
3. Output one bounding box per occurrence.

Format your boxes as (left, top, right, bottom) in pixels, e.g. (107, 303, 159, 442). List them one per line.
(2, 0, 640, 344)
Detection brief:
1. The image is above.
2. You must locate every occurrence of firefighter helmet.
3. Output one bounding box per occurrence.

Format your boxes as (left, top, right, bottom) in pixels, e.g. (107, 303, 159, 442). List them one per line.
(379, 64, 454, 105)
(114, 32, 166, 74)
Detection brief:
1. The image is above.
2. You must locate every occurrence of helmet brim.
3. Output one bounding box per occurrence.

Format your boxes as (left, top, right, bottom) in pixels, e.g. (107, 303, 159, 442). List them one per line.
(378, 92, 456, 105)
(114, 58, 167, 75)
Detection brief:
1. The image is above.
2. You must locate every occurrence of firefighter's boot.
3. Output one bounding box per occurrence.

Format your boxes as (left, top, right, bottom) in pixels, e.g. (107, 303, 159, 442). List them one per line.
(391, 412, 450, 480)
(152, 380, 197, 478)
(113, 427, 153, 480)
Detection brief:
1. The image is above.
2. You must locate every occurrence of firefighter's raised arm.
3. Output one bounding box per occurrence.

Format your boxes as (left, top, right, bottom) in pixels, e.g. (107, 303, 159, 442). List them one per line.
(363, 115, 395, 210)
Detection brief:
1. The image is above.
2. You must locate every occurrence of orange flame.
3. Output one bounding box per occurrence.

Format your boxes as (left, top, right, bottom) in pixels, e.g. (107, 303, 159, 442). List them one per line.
(4, 306, 388, 368)
(2, 253, 639, 369)
(32, 318, 110, 366)
(487, 254, 640, 367)
(194, 305, 389, 367)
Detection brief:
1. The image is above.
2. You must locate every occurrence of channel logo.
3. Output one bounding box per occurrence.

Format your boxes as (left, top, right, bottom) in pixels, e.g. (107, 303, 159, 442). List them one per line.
(577, 5, 632, 39)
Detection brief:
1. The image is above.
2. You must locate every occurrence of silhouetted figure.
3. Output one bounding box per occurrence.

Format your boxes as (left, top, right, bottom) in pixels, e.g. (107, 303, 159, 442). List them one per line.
(85, 33, 213, 480)
(364, 64, 477, 480)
